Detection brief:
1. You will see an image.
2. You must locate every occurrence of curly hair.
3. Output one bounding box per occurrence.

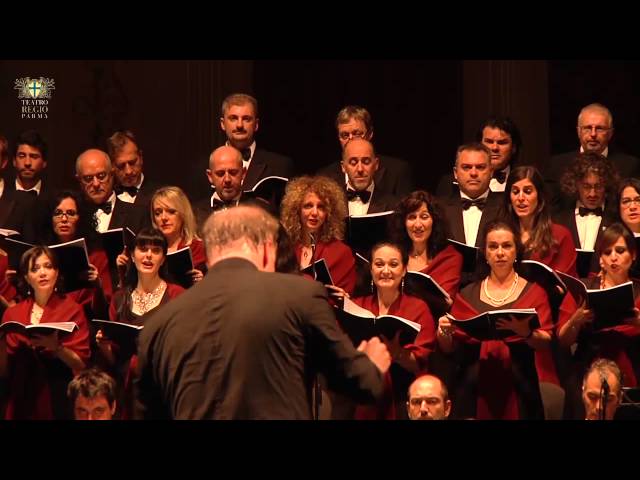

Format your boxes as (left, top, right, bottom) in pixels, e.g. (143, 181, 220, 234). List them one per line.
(280, 176, 348, 245)
(41, 190, 99, 250)
(151, 186, 200, 245)
(390, 190, 449, 260)
(560, 152, 620, 197)
(502, 166, 556, 259)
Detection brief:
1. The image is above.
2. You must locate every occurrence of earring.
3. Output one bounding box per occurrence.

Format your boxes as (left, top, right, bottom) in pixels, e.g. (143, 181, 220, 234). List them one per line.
(401, 277, 405, 293)
(370, 279, 375, 294)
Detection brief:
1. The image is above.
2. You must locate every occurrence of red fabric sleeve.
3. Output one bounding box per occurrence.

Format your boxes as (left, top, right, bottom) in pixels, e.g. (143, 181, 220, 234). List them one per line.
(423, 245, 463, 299)
(530, 224, 577, 276)
(0, 254, 16, 301)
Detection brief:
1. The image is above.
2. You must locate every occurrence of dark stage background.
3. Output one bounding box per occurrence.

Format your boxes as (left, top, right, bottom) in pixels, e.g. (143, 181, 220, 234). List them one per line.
(2, 60, 639, 201)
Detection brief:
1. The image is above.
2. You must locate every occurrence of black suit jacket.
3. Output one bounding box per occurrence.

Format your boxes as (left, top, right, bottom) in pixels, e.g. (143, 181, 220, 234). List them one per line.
(242, 148, 295, 191)
(192, 195, 277, 234)
(439, 191, 503, 247)
(0, 189, 37, 242)
(318, 154, 414, 198)
(132, 177, 164, 209)
(545, 149, 640, 214)
(135, 258, 385, 419)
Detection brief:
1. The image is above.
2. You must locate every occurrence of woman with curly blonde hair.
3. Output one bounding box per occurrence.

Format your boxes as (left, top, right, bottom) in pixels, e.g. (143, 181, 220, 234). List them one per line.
(280, 176, 356, 294)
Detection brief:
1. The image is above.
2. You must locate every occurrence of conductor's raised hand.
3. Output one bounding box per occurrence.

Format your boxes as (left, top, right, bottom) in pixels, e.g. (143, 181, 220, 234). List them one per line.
(358, 336, 391, 374)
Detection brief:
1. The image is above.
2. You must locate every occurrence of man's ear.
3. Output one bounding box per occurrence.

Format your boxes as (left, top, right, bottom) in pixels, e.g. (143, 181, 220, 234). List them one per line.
(219, 116, 226, 132)
(365, 128, 373, 141)
(254, 117, 260, 133)
(206, 169, 214, 185)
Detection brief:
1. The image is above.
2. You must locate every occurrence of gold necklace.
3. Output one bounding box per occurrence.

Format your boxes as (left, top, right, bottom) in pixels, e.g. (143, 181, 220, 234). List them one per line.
(483, 273, 519, 305)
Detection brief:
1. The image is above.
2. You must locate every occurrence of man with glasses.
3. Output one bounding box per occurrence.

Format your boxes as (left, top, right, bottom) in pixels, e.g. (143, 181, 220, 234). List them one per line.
(318, 105, 415, 197)
(553, 152, 619, 276)
(406, 374, 451, 420)
(546, 103, 640, 213)
(75, 148, 149, 234)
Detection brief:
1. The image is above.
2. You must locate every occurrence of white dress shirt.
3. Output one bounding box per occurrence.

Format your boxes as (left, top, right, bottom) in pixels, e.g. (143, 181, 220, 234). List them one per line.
(575, 201, 604, 250)
(460, 190, 490, 247)
(489, 165, 510, 193)
(15, 178, 42, 196)
(347, 182, 375, 216)
(117, 173, 144, 204)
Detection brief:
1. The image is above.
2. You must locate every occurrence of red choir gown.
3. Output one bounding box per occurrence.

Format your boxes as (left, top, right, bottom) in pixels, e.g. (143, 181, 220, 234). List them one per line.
(558, 277, 640, 387)
(106, 282, 185, 418)
(296, 240, 357, 294)
(66, 248, 113, 317)
(449, 281, 555, 419)
(351, 293, 435, 419)
(1, 294, 90, 419)
(527, 223, 577, 276)
(0, 254, 16, 304)
(417, 244, 463, 300)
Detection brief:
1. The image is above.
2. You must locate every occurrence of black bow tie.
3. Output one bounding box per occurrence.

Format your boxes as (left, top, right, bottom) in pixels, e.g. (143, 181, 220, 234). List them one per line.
(241, 148, 252, 161)
(492, 169, 508, 184)
(212, 198, 237, 211)
(19, 189, 38, 197)
(578, 206, 603, 217)
(115, 185, 139, 196)
(346, 189, 371, 203)
(461, 198, 487, 210)
(97, 202, 113, 214)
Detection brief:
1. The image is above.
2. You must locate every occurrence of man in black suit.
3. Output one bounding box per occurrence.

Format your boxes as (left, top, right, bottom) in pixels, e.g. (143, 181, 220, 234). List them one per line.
(0, 134, 37, 241)
(552, 152, 619, 276)
(106, 130, 163, 210)
(75, 148, 149, 234)
(135, 205, 391, 419)
(340, 138, 398, 216)
(545, 103, 640, 213)
(318, 105, 414, 197)
(438, 143, 502, 248)
(437, 116, 523, 199)
(219, 93, 294, 190)
(193, 145, 246, 229)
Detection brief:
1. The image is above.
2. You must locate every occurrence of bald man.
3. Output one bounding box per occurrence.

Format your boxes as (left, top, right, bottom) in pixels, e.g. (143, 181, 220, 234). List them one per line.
(406, 374, 451, 420)
(75, 148, 149, 234)
(341, 138, 398, 216)
(135, 206, 390, 419)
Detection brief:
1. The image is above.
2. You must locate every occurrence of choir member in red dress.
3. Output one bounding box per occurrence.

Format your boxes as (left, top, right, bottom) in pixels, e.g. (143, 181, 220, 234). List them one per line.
(150, 186, 206, 286)
(41, 190, 113, 318)
(503, 166, 577, 275)
(328, 241, 435, 419)
(280, 175, 356, 294)
(391, 190, 463, 300)
(97, 228, 184, 419)
(437, 221, 555, 419)
(558, 223, 640, 394)
(0, 246, 90, 419)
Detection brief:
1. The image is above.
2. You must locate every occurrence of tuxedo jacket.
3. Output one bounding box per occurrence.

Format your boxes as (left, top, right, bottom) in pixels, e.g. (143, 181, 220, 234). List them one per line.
(135, 258, 385, 419)
(133, 177, 164, 209)
(552, 204, 616, 275)
(0, 189, 37, 242)
(318, 154, 414, 198)
(438, 191, 503, 247)
(242, 148, 295, 191)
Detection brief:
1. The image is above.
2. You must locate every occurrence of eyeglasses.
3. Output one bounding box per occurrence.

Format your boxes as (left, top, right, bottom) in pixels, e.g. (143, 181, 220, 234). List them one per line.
(580, 183, 605, 192)
(339, 130, 367, 141)
(53, 209, 78, 218)
(79, 171, 110, 185)
(621, 196, 640, 208)
(579, 125, 611, 134)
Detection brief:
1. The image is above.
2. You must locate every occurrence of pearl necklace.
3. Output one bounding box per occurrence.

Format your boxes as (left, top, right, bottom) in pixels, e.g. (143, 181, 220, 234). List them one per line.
(483, 273, 519, 305)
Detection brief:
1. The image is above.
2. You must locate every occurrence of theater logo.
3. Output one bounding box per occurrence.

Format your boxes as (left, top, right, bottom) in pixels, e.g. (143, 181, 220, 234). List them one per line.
(14, 77, 55, 119)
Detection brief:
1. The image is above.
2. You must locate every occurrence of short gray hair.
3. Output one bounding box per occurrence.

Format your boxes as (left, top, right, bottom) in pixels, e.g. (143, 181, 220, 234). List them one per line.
(203, 205, 279, 254)
(583, 358, 623, 393)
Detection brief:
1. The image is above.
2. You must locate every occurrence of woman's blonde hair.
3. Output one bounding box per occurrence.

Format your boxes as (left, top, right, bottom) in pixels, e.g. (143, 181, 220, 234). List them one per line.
(280, 176, 348, 245)
(150, 186, 199, 245)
